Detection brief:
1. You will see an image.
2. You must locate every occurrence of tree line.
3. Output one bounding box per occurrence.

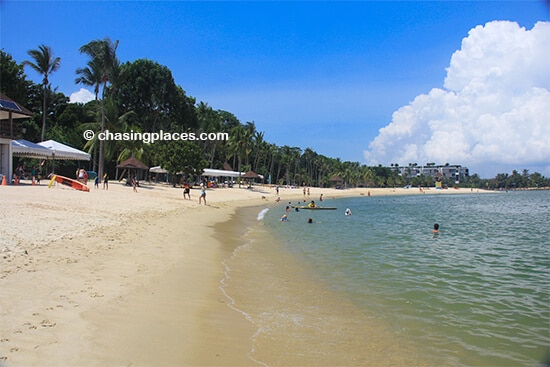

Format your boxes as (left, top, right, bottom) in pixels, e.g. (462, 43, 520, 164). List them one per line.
(1, 43, 548, 189)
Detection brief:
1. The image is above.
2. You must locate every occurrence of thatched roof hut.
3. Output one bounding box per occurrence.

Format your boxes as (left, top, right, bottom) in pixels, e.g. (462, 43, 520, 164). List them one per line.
(116, 157, 149, 181)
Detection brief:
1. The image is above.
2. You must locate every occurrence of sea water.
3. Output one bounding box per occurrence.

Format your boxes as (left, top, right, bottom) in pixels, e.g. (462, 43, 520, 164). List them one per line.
(224, 190, 550, 366)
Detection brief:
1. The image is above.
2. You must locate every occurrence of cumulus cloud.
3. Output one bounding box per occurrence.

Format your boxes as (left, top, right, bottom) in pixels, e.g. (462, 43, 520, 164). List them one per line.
(69, 88, 95, 104)
(364, 21, 550, 176)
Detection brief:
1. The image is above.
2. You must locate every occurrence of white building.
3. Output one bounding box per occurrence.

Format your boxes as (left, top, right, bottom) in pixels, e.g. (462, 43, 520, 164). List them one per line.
(396, 164, 469, 182)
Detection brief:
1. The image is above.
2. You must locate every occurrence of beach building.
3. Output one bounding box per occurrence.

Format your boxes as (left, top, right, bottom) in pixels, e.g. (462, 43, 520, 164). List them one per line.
(0, 93, 33, 184)
(396, 164, 469, 182)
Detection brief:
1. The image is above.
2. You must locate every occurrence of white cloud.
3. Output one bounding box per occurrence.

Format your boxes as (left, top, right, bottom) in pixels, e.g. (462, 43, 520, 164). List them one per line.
(69, 88, 95, 104)
(364, 21, 550, 177)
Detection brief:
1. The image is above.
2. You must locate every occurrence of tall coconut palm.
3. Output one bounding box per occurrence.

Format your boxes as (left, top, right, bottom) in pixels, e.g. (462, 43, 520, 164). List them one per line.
(22, 44, 61, 141)
(82, 96, 135, 165)
(79, 37, 119, 181)
(75, 58, 103, 100)
(75, 58, 103, 171)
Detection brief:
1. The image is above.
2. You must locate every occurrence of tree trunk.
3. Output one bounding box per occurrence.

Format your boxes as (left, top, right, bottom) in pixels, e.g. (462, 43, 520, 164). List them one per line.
(41, 85, 47, 141)
(98, 86, 106, 182)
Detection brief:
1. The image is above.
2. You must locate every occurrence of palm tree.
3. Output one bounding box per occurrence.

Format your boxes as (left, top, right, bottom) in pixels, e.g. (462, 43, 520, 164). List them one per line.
(75, 58, 103, 100)
(79, 37, 119, 181)
(228, 122, 255, 187)
(82, 96, 136, 165)
(22, 44, 61, 141)
(196, 102, 222, 167)
(75, 59, 103, 171)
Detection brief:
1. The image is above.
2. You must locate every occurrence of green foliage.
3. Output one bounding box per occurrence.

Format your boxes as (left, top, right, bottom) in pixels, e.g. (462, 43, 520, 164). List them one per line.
(154, 140, 207, 179)
(0, 50, 33, 103)
(114, 59, 197, 132)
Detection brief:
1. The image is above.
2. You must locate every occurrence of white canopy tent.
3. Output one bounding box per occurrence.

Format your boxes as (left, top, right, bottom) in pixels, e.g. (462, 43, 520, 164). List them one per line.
(202, 168, 244, 178)
(37, 140, 90, 161)
(150, 166, 168, 174)
(12, 139, 52, 158)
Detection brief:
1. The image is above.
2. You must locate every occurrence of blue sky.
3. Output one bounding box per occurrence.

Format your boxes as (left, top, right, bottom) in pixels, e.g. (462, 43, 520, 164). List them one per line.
(1, 1, 549, 177)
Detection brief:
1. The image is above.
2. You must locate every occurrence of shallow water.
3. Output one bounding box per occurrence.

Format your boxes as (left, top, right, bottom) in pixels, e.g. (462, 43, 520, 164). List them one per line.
(224, 191, 550, 366)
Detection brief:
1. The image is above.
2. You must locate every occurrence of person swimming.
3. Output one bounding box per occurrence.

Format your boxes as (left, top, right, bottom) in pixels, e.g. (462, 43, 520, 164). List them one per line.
(281, 214, 288, 222)
(433, 223, 440, 233)
(345, 208, 352, 216)
(307, 200, 316, 208)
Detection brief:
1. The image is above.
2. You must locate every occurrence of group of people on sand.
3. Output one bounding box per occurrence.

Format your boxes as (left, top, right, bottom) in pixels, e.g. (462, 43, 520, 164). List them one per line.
(12, 164, 45, 185)
(76, 168, 88, 185)
(93, 173, 109, 190)
(181, 181, 207, 205)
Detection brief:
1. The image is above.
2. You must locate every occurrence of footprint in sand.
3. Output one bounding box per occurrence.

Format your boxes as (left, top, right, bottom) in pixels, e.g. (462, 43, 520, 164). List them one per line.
(40, 320, 56, 328)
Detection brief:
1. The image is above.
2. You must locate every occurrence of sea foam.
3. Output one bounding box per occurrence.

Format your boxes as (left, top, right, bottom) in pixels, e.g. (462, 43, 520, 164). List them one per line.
(257, 208, 269, 221)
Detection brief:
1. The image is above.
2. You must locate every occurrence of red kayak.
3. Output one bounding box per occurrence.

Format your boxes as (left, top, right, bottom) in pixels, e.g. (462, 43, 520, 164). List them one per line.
(48, 174, 90, 192)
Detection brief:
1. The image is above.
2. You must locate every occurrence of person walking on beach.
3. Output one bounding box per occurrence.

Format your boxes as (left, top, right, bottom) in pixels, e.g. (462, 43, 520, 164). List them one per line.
(103, 173, 109, 190)
(199, 185, 206, 205)
(183, 183, 191, 200)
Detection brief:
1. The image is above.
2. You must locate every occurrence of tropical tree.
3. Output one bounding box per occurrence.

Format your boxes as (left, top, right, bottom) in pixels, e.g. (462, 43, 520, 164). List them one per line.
(196, 102, 222, 167)
(155, 141, 207, 186)
(251, 130, 265, 173)
(0, 50, 33, 103)
(22, 44, 61, 141)
(75, 58, 103, 100)
(81, 97, 135, 165)
(79, 37, 119, 181)
(228, 123, 255, 187)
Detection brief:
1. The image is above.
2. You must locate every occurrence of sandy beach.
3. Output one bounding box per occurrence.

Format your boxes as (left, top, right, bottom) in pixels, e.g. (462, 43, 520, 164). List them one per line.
(1, 181, 481, 366)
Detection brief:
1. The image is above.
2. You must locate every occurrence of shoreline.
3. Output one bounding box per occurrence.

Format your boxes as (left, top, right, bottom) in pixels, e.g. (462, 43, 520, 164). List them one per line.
(1, 183, 490, 365)
(220, 204, 439, 367)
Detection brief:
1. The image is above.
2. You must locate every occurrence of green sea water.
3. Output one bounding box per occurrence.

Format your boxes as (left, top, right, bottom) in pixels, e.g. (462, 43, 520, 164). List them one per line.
(227, 190, 549, 366)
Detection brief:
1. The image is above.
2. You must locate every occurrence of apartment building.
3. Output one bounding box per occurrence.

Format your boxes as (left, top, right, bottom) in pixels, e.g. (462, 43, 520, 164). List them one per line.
(395, 164, 469, 182)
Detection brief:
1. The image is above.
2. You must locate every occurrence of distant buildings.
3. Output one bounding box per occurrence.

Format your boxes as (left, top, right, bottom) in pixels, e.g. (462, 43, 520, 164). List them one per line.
(394, 164, 469, 182)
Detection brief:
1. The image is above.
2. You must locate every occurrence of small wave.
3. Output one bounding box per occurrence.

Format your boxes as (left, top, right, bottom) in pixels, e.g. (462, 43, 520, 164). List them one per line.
(257, 208, 269, 221)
